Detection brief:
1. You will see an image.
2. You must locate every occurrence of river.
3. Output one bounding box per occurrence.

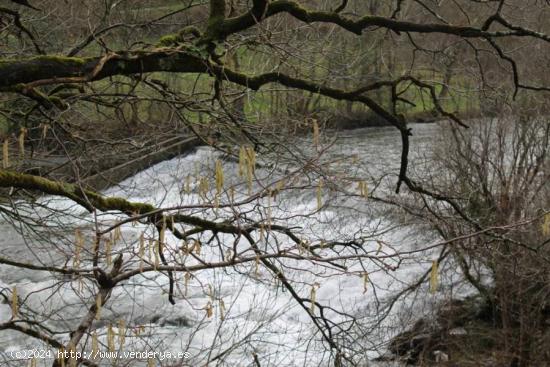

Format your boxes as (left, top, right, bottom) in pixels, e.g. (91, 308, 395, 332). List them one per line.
(0, 123, 471, 366)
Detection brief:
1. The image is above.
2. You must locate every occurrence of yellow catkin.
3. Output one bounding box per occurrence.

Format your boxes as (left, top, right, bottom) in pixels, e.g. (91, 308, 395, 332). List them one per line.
(75, 229, 84, 247)
(238, 146, 246, 177)
(184, 272, 191, 296)
(208, 284, 214, 300)
(358, 180, 368, 198)
(184, 175, 191, 193)
(147, 358, 155, 367)
(316, 179, 323, 210)
(95, 294, 102, 320)
(276, 179, 285, 192)
(18, 128, 26, 157)
(205, 302, 213, 318)
(105, 238, 112, 266)
(29, 357, 37, 367)
(153, 241, 160, 269)
(246, 147, 255, 194)
(58, 348, 65, 367)
(118, 319, 126, 347)
(193, 239, 201, 256)
(139, 233, 145, 272)
(148, 239, 154, 263)
(181, 240, 189, 255)
(198, 176, 209, 200)
(430, 261, 439, 294)
(215, 159, 224, 196)
(363, 272, 369, 294)
(542, 213, 550, 236)
(42, 123, 49, 139)
(255, 255, 260, 276)
(74, 229, 83, 268)
(3, 138, 9, 169)
(219, 299, 226, 321)
(113, 226, 122, 243)
(312, 119, 320, 147)
(68, 342, 77, 367)
(310, 284, 317, 313)
(159, 218, 166, 246)
(107, 324, 115, 352)
(225, 249, 232, 260)
(266, 196, 272, 230)
(11, 286, 18, 318)
(247, 146, 256, 168)
(91, 331, 99, 356)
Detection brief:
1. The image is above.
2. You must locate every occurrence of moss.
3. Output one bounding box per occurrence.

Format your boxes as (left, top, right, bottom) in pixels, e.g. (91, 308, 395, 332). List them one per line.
(157, 26, 201, 47)
(32, 55, 88, 66)
(180, 26, 201, 38)
(158, 34, 180, 47)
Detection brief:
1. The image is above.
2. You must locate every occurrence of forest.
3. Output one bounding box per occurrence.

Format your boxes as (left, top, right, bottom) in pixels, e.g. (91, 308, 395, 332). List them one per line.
(0, 0, 549, 366)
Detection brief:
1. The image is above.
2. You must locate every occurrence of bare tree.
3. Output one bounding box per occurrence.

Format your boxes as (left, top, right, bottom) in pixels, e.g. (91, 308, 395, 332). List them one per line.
(0, 1, 549, 366)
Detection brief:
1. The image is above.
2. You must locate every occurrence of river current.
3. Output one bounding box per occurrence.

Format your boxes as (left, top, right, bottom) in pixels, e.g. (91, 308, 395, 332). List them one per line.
(0, 123, 471, 366)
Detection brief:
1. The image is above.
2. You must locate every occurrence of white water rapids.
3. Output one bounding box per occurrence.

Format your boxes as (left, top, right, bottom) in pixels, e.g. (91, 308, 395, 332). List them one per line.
(0, 124, 476, 366)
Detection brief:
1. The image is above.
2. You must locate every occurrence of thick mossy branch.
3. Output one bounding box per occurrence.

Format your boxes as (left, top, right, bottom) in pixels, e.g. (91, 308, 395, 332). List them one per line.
(0, 169, 155, 213)
(0, 52, 206, 88)
(0, 169, 240, 233)
(216, 0, 550, 40)
(0, 49, 401, 127)
(203, 0, 227, 41)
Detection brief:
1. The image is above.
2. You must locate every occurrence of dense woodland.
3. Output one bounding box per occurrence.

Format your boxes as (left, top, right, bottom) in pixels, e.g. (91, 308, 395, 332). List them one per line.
(0, 1, 549, 366)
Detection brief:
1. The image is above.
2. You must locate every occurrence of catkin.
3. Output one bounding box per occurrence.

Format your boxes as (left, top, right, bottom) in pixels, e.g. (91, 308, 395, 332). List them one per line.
(105, 238, 112, 266)
(18, 128, 26, 157)
(139, 233, 145, 272)
(118, 319, 126, 347)
(42, 123, 49, 140)
(310, 285, 317, 313)
(358, 180, 368, 198)
(68, 342, 77, 367)
(107, 325, 115, 352)
(74, 229, 83, 268)
(153, 241, 160, 269)
(429, 261, 439, 294)
(58, 348, 65, 367)
(542, 213, 550, 236)
(316, 179, 323, 210)
(219, 299, 226, 321)
(11, 286, 18, 318)
(3, 139, 9, 169)
(159, 218, 166, 246)
(193, 239, 201, 256)
(184, 272, 191, 296)
(312, 119, 320, 147)
(215, 159, 224, 196)
(205, 301, 213, 318)
(238, 146, 256, 193)
(113, 226, 122, 243)
(91, 331, 99, 356)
